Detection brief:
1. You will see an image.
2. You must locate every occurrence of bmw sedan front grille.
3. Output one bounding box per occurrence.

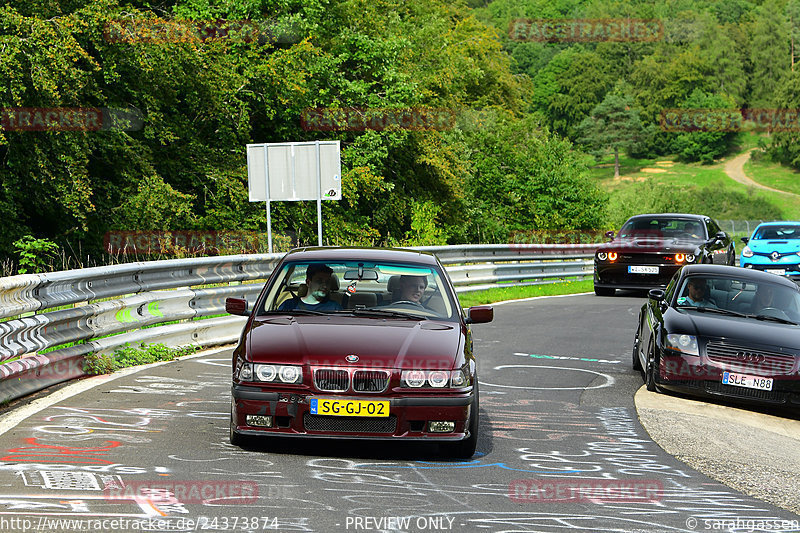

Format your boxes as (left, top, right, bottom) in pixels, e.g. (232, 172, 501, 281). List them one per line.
(705, 342, 795, 375)
(314, 369, 349, 392)
(353, 370, 390, 393)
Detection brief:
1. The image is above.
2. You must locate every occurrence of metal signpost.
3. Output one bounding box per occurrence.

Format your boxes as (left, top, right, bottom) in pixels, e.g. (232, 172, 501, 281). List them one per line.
(246, 140, 341, 252)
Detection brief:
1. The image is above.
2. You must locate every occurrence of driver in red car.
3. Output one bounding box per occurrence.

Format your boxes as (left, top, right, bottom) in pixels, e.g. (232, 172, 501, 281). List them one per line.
(279, 264, 342, 312)
(396, 275, 428, 304)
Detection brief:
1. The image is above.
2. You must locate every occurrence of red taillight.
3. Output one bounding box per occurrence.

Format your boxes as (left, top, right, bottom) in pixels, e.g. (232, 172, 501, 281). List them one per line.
(675, 253, 685, 262)
(608, 252, 618, 261)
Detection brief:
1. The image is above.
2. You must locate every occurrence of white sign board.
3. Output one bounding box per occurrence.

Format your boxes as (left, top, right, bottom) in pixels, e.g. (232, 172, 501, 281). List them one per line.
(247, 141, 341, 202)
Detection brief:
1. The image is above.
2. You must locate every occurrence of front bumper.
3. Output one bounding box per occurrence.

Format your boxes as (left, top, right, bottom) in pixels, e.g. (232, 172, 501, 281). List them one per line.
(739, 258, 800, 279)
(594, 261, 684, 290)
(656, 352, 800, 406)
(231, 384, 474, 441)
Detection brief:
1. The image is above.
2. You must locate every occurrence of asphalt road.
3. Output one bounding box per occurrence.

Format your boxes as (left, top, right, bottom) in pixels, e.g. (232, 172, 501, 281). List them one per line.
(0, 293, 798, 533)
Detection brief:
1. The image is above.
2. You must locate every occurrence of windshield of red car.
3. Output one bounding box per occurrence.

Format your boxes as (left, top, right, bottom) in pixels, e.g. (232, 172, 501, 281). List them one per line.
(257, 261, 457, 320)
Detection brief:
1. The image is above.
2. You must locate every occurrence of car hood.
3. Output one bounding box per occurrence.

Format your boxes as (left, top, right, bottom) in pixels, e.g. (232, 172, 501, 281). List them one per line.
(749, 239, 800, 252)
(666, 309, 800, 350)
(246, 316, 462, 369)
(598, 237, 702, 253)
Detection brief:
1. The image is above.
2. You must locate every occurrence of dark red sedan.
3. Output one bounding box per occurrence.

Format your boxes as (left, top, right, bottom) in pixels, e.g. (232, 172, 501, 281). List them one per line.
(225, 247, 493, 457)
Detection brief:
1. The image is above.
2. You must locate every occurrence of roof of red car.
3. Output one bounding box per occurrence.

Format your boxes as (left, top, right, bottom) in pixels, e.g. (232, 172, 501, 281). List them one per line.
(281, 246, 440, 265)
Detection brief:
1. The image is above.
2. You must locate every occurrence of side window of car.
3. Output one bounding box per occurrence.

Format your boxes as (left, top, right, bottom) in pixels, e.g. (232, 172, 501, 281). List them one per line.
(664, 272, 679, 302)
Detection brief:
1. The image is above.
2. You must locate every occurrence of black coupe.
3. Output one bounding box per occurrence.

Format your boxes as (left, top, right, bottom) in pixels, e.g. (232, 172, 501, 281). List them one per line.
(594, 213, 734, 296)
(633, 264, 800, 408)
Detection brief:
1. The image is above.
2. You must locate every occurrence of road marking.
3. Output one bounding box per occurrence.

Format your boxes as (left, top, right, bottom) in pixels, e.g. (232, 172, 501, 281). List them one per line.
(514, 352, 620, 364)
(481, 365, 615, 390)
(0, 347, 230, 438)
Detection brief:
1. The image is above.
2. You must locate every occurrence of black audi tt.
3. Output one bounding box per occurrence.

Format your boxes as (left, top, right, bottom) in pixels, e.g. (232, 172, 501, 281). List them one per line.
(633, 264, 800, 408)
(594, 213, 734, 296)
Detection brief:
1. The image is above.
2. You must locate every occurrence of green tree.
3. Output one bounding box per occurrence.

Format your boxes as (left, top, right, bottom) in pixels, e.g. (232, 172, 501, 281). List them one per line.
(532, 47, 614, 139)
(577, 90, 646, 178)
(671, 90, 739, 164)
(768, 69, 800, 169)
(750, 0, 791, 107)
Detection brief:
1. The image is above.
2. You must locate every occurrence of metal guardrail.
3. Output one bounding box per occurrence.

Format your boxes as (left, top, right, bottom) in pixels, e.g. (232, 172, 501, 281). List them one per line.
(0, 244, 596, 403)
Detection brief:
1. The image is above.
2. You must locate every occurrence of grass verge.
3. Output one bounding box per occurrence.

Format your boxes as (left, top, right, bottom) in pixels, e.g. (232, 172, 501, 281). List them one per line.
(458, 279, 593, 307)
(83, 343, 198, 375)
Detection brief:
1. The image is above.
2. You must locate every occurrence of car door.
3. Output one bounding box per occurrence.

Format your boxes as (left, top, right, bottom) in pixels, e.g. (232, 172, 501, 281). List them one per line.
(704, 218, 730, 264)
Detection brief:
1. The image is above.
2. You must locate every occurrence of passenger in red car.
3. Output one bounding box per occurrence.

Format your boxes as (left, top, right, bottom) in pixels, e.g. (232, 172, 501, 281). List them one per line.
(279, 264, 342, 312)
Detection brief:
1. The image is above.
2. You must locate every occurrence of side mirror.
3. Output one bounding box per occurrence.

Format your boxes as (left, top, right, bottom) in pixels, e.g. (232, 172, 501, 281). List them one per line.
(225, 297, 249, 316)
(605, 230, 615, 240)
(715, 231, 727, 242)
(466, 305, 493, 324)
(741, 236, 749, 244)
(648, 289, 665, 302)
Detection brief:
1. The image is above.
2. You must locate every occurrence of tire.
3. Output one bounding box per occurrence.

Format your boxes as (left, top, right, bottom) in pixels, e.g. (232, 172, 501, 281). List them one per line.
(443, 381, 479, 459)
(594, 285, 615, 297)
(632, 319, 642, 371)
(645, 341, 658, 392)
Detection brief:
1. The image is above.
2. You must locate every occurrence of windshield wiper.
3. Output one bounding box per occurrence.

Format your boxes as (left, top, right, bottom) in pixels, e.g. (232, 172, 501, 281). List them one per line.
(677, 306, 748, 318)
(263, 309, 326, 316)
(345, 308, 429, 320)
(748, 314, 798, 325)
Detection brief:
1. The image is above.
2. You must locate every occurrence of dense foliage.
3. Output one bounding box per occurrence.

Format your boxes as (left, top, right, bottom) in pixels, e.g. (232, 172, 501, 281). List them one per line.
(1, 0, 798, 271)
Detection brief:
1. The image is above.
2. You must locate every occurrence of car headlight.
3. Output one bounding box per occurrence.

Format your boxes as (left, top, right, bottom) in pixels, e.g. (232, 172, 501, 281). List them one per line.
(255, 364, 277, 382)
(665, 334, 699, 356)
(238, 362, 253, 381)
(278, 365, 302, 384)
(742, 246, 753, 258)
(400, 370, 471, 388)
(241, 363, 302, 384)
(597, 252, 608, 261)
(401, 370, 426, 388)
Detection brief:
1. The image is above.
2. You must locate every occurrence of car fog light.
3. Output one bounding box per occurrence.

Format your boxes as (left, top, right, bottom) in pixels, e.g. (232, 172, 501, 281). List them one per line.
(745, 264, 753, 268)
(428, 421, 455, 433)
(246, 415, 273, 427)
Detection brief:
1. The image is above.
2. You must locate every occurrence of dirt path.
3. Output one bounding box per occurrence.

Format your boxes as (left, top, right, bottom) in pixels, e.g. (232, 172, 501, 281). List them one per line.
(724, 149, 798, 196)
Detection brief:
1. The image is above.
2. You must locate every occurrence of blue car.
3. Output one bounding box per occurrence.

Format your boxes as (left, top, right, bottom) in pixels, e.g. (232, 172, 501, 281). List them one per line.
(740, 221, 800, 278)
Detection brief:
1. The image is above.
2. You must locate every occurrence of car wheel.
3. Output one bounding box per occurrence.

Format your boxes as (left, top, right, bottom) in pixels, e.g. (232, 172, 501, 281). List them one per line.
(645, 341, 658, 392)
(632, 319, 642, 371)
(594, 286, 615, 296)
(443, 381, 479, 459)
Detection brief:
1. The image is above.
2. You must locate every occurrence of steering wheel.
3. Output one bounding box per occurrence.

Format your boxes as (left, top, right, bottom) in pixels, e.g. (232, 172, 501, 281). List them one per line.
(758, 307, 791, 320)
(392, 300, 425, 307)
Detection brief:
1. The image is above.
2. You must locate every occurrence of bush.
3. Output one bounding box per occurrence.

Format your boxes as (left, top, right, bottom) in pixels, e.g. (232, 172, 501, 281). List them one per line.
(83, 343, 199, 375)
